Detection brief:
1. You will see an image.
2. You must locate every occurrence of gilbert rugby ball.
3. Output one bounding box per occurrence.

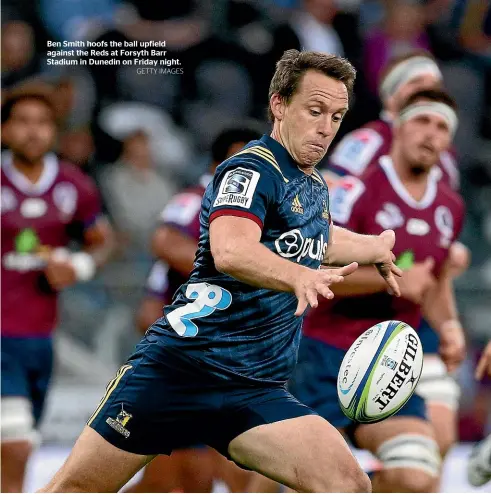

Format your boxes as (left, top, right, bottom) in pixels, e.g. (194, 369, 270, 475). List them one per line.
(337, 320, 423, 423)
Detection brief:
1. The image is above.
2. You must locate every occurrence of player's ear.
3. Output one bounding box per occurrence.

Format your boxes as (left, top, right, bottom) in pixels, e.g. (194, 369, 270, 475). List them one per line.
(270, 93, 285, 121)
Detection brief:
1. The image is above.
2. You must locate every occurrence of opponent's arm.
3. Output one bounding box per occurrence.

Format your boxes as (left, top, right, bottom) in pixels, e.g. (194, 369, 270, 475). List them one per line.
(151, 225, 196, 275)
(210, 216, 357, 316)
(324, 227, 402, 296)
(423, 259, 466, 372)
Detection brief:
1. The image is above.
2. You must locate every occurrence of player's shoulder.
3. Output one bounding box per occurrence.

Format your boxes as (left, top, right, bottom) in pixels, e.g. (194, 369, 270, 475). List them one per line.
(329, 121, 387, 176)
(57, 159, 98, 193)
(437, 179, 465, 213)
(218, 140, 287, 183)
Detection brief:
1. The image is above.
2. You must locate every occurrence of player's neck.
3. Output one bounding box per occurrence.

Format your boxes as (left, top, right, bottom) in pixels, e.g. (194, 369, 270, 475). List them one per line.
(12, 153, 45, 185)
(391, 155, 431, 202)
(269, 128, 314, 175)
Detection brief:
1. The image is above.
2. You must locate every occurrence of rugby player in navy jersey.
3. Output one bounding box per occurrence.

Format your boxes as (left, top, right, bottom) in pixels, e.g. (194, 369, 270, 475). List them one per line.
(126, 126, 262, 493)
(41, 49, 403, 494)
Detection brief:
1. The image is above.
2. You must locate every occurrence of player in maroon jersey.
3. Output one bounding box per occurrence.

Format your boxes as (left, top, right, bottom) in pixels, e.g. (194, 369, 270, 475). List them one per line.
(290, 88, 466, 493)
(1, 91, 114, 492)
(328, 49, 470, 464)
(125, 126, 261, 493)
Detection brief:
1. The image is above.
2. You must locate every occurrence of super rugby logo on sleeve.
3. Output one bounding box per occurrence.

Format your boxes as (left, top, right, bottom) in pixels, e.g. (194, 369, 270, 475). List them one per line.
(213, 168, 260, 209)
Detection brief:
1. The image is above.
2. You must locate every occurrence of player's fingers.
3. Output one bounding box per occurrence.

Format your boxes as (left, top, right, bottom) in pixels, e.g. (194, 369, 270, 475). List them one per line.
(294, 295, 308, 317)
(385, 272, 401, 297)
(475, 355, 489, 380)
(316, 284, 334, 301)
(391, 262, 403, 277)
(320, 271, 345, 284)
(336, 262, 358, 276)
(306, 289, 318, 310)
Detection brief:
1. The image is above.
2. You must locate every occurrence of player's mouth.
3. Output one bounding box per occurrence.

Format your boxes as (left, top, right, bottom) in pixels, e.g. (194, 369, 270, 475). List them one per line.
(307, 143, 325, 152)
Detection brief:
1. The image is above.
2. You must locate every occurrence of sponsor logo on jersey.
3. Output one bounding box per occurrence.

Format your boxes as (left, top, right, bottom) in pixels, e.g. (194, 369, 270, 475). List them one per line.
(322, 200, 330, 221)
(435, 205, 454, 248)
(275, 229, 328, 263)
(330, 176, 365, 225)
(1, 186, 17, 213)
(375, 203, 405, 230)
(213, 168, 260, 209)
(406, 218, 430, 236)
(106, 404, 132, 438)
(374, 332, 419, 411)
(2, 228, 49, 272)
(291, 195, 304, 214)
(53, 182, 78, 220)
(20, 198, 47, 218)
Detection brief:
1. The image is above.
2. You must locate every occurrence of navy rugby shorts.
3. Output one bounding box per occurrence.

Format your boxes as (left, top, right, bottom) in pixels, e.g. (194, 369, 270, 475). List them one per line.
(87, 330, 315, 458)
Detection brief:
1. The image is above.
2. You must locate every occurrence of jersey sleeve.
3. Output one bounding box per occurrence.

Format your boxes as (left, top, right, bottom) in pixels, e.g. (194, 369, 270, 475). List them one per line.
(329, 176, 367, 232)
(209, 159, 280, 230)
(328, 128, 384, 178)
(72, 174, 103, 229)
(159, 191, 202, 237)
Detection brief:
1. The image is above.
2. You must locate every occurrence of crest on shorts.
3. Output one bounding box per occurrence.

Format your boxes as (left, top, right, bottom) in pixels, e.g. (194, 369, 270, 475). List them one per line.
(106, 404, 132, 438)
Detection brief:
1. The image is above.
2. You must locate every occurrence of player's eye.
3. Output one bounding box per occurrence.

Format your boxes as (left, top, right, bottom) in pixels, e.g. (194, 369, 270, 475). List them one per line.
(332, 114, 343, 123)
(310, 109, 321, 117)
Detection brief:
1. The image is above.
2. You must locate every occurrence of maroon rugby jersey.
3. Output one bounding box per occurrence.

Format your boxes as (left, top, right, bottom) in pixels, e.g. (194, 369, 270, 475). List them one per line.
(304, 155, 465, 350)
(1, 151, 101, 337)
(327, 116, 460, 191)
(144, 174, 211, 302)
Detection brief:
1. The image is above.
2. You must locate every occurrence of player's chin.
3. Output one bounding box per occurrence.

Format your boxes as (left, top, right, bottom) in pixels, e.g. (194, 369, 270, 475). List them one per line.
(301, 149, 325, 167)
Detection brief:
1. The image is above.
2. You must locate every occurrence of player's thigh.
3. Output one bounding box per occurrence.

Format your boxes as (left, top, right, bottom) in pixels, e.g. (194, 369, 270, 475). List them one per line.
(210, 449, 253, 493)
(229, 414, 370, 493)
(354, 414, 440, 492)
(40, 426, 154, 493)
(288, 337, 354, 430)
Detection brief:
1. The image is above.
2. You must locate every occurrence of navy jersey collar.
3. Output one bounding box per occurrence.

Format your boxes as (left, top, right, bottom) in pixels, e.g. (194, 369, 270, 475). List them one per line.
(259, 134, 305, 178)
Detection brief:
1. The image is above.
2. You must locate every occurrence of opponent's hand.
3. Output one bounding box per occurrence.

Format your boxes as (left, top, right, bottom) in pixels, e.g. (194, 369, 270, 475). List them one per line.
(294, 262, 358, 316)
(439, 320, 466, 373)
(44, 252, 77, 291)
(373, 230, 403, 297)
(398, 258, 436, 304)
(475, 341, 491, 380)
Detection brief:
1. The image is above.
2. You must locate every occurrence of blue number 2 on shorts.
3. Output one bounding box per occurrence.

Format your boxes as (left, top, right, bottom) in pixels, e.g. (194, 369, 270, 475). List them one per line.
(167, 283, 232, 337)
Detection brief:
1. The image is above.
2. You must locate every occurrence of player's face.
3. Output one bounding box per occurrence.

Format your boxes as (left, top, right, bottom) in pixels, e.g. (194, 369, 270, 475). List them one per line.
(274, 70, 349, 168)
(398, 112, 452, 170)
(2, 99, 56, 163)
(392, 73, 441, 112)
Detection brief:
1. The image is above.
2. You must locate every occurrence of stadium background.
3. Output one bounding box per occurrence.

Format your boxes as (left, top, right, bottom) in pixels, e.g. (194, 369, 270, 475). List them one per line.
(1, 0, 490, 491)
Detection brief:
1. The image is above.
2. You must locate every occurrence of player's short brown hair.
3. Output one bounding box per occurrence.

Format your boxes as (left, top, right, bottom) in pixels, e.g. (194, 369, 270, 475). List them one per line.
(2, 89, 56, 124)
(400, 88, 457, 113)
(268, 49, 356, 122)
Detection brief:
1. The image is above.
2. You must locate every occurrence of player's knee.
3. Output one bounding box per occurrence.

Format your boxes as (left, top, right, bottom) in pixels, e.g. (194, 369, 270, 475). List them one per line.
(376, 433, 441, 492)
(308, 460, 371, 492)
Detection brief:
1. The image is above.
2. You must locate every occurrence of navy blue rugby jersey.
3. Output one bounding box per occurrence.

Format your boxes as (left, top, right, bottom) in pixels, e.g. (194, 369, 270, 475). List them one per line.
(151, 135, 332, 384)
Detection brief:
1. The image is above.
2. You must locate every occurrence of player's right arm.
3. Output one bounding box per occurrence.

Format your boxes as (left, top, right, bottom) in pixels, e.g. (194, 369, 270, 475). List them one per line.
(208, 160, 357, 316)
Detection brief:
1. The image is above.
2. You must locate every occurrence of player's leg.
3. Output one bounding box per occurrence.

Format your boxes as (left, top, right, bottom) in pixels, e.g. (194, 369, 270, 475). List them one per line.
(416, 354, 460, 457)
(228, 414, 370, 492)
(39, 426, 154, 492)
(208, 383, 370, 493)
(210, 448, 253, 493)
(468, 433, 491, 487)
(1, 337, 50, 493)
(354, 409, 440, 493)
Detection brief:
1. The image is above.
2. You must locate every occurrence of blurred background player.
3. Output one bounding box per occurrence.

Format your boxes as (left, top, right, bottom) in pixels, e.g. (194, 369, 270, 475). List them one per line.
(290, 88, 466, 493)
(1, 90, 114, 492)
(327, 48, 471, 464)
(126, 126, 262, 493)
(467, 340, 491, 488)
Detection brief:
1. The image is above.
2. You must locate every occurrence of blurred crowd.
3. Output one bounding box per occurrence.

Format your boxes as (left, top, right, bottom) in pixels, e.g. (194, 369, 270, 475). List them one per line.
(2, 0, 490, 441)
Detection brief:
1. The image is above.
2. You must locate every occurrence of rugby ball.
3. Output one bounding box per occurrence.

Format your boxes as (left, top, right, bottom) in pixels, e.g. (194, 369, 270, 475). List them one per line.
(337, 320, 423, 423)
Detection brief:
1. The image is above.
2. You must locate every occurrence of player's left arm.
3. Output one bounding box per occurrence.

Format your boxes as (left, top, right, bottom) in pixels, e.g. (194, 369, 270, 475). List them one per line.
(44, 176, 115, 291)
(323, 225, 402, 296)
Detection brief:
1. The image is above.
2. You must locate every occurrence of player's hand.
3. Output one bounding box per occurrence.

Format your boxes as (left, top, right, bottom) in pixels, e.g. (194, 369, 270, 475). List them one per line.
(439, 320, 466, 373)
(373, 230, 403, 297)
(398, 258, 436, 304)
(294, 262, 358, 316)
(475, 342, 491, 380)
(44, 251, 77, 291)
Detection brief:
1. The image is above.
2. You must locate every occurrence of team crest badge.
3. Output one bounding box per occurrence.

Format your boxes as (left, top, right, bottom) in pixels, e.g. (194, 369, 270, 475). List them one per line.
(106, 405, 132, 438)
